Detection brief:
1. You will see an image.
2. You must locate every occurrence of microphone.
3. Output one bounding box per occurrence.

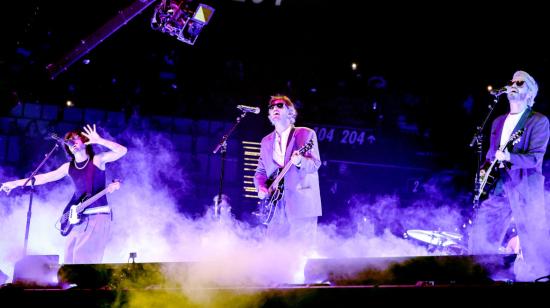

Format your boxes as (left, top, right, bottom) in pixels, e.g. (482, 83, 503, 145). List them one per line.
(48, 133, 71, 147)
(236, 105, 260, 114)
(489, 86, 509, 96)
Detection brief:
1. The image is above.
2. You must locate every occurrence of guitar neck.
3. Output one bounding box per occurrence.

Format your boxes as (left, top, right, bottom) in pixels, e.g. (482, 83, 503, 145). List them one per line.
(270, 162, 293, 190)
(76, 187, 110, 213)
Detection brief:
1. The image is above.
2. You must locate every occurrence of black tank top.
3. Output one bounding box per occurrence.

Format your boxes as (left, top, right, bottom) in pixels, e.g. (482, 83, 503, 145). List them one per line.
(68, 154, 108, 208)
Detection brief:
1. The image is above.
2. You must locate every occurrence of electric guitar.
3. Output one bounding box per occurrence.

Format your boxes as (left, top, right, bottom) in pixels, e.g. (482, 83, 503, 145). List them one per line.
(256, 139, 314, 225)
(474, 130, 523, 202)
(58, 179, 121, 236)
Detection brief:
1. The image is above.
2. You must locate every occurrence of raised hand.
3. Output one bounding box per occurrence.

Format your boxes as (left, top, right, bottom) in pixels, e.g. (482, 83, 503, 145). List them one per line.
(82, 124, 102, 145)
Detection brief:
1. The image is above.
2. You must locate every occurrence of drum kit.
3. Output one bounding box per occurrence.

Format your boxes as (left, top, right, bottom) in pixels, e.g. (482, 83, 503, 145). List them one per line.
(405, 229, 469, 255)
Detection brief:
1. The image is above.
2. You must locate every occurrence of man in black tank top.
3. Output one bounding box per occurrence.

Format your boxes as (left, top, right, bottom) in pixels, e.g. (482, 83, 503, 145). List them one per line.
(1, 124, 127, 264)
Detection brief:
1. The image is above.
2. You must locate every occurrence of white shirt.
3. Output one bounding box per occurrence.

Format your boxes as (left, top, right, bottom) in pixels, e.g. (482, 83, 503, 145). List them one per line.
(273, 126, 292, 167)
(500, 109, 526, 148)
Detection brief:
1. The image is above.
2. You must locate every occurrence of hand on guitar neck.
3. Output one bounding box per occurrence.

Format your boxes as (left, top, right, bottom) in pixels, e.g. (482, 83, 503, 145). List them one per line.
(494, 149, 511, 162)
(257, 150, 304, 200)
(290, 150, 303, 167)
(479, 149, 509, 178)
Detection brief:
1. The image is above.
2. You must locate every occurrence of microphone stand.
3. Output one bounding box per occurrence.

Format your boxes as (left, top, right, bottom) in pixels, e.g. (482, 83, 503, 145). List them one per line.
(212, 111, 249, 220)
(469, 93, 502, 209)
(21, 142, 60, 255)
(465, 93, 501, 248)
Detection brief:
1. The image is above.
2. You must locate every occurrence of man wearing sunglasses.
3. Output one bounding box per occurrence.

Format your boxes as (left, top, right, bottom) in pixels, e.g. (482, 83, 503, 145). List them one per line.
(469, 71, 550, 281)
(254, 95, 322, 259)
(1, 124, 127, 264)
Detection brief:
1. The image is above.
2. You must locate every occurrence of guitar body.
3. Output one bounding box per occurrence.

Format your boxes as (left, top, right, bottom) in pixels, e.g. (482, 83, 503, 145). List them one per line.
(255, 139, 314, 226)
(257, 190, 283, 225)
(57, 180, 121, 237)
(59, 211, 77, 237)
(257, 171, 284, 225)
(474, 129, 523, 203)
(59, 193, 91, 236)
(475, 162, 501, 202)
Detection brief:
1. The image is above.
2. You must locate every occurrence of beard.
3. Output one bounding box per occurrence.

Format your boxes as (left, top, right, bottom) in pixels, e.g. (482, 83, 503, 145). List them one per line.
(508, 91, 529, 102)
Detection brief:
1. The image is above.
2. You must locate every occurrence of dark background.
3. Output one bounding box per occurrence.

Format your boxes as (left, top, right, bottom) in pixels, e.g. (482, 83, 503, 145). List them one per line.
(1, 0, 550, 224)
(2, 1, 549, 118)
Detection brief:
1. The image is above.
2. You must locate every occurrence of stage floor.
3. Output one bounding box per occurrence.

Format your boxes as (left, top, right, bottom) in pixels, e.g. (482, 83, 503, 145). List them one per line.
(2, 254, 550, 307)
(2, 282, 550, 307)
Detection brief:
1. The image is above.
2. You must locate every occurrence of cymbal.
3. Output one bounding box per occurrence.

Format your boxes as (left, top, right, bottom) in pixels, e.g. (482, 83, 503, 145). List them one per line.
(406, 229, 463, 247)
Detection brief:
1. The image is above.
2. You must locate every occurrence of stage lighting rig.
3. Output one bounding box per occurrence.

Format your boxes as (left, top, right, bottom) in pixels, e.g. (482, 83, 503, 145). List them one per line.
(151, 0, 215, 45)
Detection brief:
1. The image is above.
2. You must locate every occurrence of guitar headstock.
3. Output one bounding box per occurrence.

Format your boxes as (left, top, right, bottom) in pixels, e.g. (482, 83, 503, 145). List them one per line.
(298, 139, 314, 155)
(509, 129, 524, 146)
(107, 179, 122, 193)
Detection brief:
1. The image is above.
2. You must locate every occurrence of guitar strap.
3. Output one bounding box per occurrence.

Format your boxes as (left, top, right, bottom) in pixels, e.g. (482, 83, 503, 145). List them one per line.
(497, 107, 532, 173)
(278, 126, 295, 164)
(286, 127, 296, 153)
(277, 127, 296, 185)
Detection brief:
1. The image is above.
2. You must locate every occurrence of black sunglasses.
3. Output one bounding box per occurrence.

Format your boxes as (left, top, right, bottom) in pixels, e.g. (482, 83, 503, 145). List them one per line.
(268, 102, 285, 110)
(507, 80, 526, 87)
(65, 139, 81, 146)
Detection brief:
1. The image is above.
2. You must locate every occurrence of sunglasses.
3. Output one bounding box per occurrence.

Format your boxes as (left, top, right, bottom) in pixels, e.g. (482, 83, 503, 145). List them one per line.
(65, 137, 82, 145)
(507, 80, 526, 87)
(268, 102, 285, 110)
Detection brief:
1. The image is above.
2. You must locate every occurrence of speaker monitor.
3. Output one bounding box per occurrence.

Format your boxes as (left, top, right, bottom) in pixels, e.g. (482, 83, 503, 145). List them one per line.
(12, 255, 60, 287)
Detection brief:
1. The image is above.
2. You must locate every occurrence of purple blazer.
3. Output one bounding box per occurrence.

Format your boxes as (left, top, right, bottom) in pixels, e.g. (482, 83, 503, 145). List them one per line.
(254, 126, 322, 220)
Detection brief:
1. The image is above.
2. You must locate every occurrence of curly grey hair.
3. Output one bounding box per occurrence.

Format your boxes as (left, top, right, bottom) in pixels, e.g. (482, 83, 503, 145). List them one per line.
(513, 70, 538, 107)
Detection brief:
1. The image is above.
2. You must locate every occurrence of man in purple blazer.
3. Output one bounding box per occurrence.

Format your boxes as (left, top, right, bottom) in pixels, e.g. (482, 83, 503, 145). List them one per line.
(469, 71, 550, 281)
(254, 95, 322, 256)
